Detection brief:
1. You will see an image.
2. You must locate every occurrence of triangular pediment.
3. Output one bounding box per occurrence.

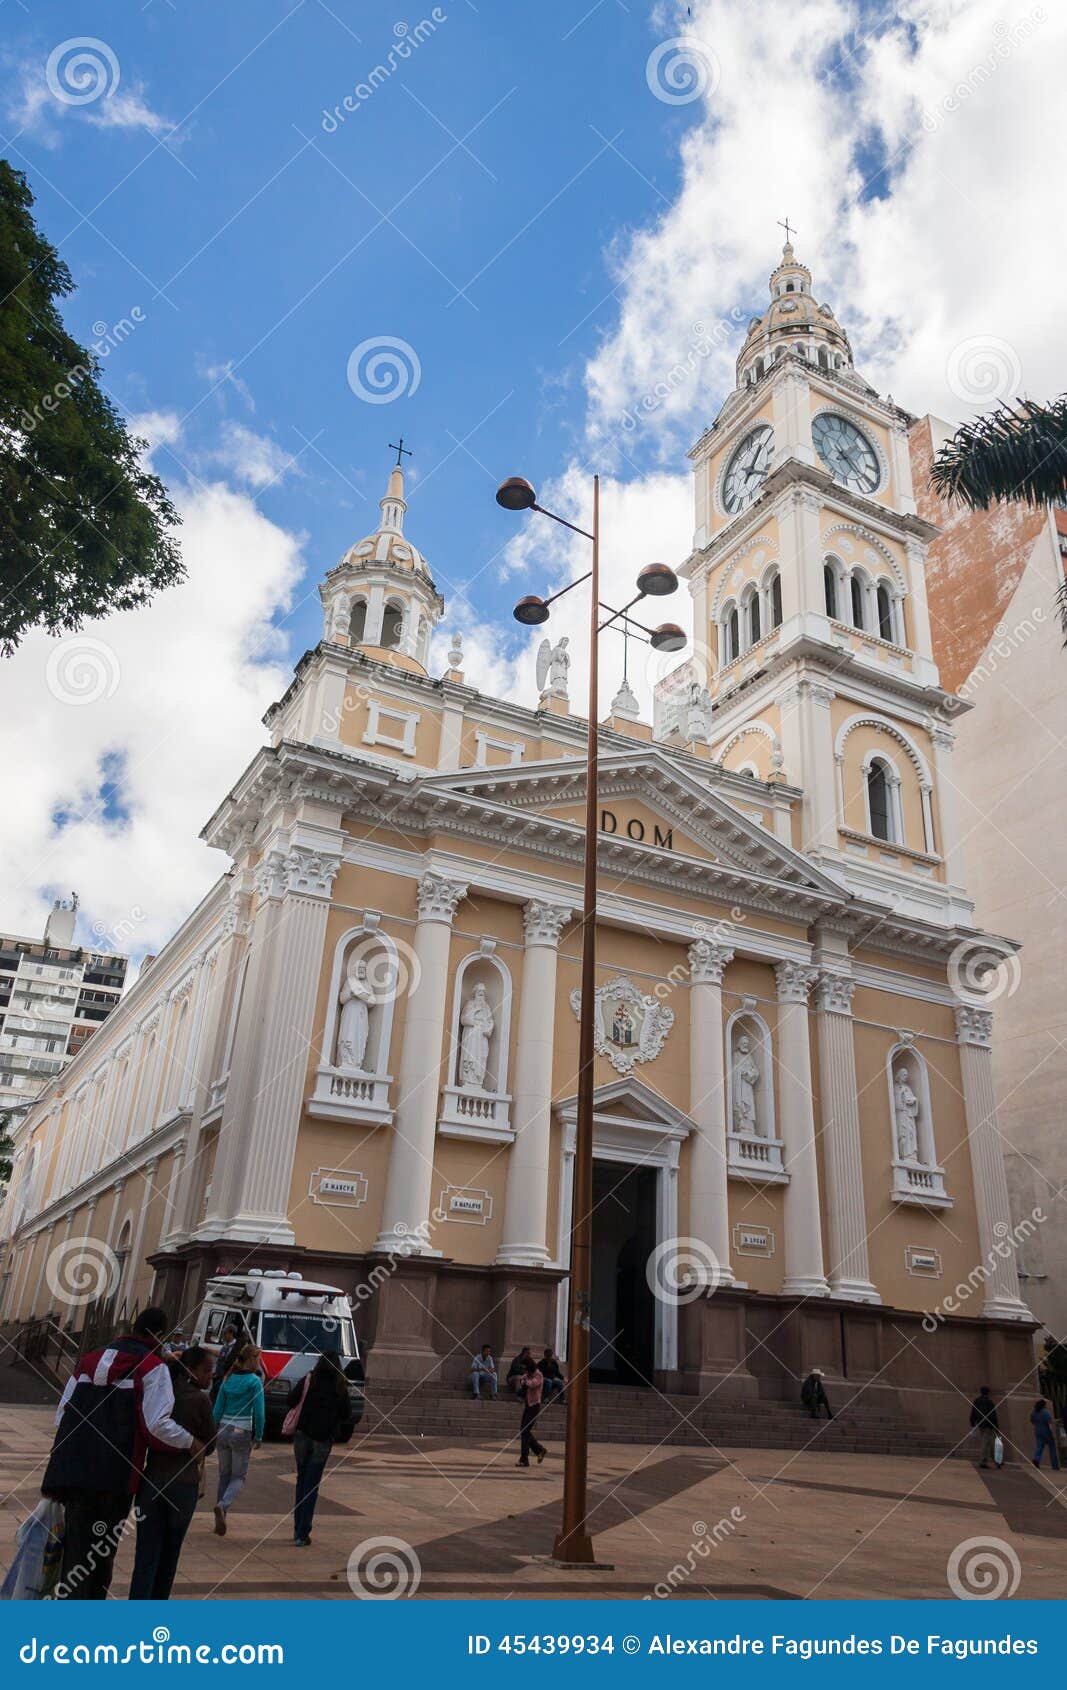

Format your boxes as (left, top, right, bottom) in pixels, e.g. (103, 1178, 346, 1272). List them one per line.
(420, 747, 842, 901)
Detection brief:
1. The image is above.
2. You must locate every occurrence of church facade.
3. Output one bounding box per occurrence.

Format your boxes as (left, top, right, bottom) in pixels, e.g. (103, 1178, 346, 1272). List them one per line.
(0, 247, 1036, 1434)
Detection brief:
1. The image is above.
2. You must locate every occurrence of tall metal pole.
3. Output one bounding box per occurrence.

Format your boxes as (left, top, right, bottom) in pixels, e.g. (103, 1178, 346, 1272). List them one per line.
(553, 474, 599, 1566)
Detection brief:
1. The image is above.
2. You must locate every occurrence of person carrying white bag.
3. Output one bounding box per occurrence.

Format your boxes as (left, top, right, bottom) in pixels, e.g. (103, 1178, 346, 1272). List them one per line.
(0, 1500, 63, 1600)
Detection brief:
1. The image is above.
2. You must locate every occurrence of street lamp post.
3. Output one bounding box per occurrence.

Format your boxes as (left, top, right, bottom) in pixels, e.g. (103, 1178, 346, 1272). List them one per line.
(495, 472, 685, 1566)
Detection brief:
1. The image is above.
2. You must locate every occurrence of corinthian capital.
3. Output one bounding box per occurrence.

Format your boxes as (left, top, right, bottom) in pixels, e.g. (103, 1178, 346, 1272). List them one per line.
(687, 938, 733, 984)
(955, 1004, 993, 1048)
(416, 872, 468, 924)
(285, 847, 342, 900)
(774, 959, 820, 1004)
(523, 900, 572, 947)
(814, 972, 856, 1015)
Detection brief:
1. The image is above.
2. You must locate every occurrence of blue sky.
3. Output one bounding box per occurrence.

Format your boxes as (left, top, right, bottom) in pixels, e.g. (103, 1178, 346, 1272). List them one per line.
(3, 0, 1063, 958)
(4, 0, 751, 654)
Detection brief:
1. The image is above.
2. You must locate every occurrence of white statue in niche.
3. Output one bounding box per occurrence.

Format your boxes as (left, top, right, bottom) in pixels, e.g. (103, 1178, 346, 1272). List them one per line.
(731, 1031, 760, 1134)
(893, 1065, 921, 1162)
(458, 983, 495, 1090)
(336, 959, 374, 1071)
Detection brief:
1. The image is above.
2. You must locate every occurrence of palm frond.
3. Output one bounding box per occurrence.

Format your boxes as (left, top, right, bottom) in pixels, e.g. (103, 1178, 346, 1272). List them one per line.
(930, 396, 1067, 511)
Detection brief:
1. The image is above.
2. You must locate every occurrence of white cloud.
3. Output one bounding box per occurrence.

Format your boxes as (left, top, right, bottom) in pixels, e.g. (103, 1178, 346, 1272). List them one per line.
(0, 464, 304, 965)
(586, 0, 1067, 458)
(6, 58, 173, 146)
(212, 421, 302, 491)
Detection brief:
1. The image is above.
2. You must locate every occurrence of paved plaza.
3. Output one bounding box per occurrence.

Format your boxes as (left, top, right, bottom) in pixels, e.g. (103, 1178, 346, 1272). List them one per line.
(1, 1404, 1065, 1601)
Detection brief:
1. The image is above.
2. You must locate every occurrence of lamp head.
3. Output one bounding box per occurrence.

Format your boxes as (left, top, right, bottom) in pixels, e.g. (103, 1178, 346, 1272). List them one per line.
(496, 476, 538, 512)
(649, 622, 686, 653)
(636, 562, 678, 598)
(513, 595, 550, 626)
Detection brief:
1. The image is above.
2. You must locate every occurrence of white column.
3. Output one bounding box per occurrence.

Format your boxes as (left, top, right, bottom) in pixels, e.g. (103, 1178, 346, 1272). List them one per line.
(686, 938, 735, 1288)
(775, 961, 830, 1297)
(373, 871, 468, 1254)
(814, 973, 879, 1303)
(496, 899, 572, 1267)
(206, 846, 341, 1244)
(955, 1007, 1032, 1321)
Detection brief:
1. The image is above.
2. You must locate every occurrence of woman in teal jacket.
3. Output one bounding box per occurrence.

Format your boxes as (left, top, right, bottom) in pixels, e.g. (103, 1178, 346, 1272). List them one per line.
(212, 1345, 265, 1535)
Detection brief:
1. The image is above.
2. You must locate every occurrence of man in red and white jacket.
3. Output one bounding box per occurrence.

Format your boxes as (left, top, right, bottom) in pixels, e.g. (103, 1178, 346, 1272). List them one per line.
(42, 1306, 204, 1599)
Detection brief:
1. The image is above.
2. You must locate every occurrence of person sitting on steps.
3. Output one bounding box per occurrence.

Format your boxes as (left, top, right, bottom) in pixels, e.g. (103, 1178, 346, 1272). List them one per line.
(470, 1345, 497, 1401)
(800, 1367, 833, 1420)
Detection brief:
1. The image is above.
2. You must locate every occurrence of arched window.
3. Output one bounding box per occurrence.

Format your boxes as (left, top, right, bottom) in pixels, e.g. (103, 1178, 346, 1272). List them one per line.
(769, 571, 783, 629)
(754, 358, 764, 380)
(724, 606, 740, 665)
(876, 583, 895, 642)
(850, 572, 866, 629)
(866, 758, 893, 842)
(349, 599, 367, 643)
(741, 587, 760, 650)
(380, 602, 404, 649)
(824, 562, 838, 619)
(818, 346, 829, 370)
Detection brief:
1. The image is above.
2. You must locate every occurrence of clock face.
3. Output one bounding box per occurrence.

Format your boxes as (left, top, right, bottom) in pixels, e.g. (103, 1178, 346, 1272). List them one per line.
(722, 425, 775, 514)
(812, 413, 880, 494)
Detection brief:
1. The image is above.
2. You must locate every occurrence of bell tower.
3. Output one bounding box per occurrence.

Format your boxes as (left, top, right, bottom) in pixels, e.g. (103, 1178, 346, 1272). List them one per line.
(318, 449, 444, 674)
(671, 240, 971, 925)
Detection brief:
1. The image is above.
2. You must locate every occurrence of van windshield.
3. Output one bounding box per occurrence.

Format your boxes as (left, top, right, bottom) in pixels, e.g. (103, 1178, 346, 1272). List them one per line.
(258, 1311, 355, 1358)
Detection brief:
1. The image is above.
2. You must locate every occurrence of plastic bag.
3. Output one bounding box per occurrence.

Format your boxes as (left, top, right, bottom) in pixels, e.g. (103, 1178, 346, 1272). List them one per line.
(0, 1501, 64, 1600)
(993, 1434, 1005, 1467)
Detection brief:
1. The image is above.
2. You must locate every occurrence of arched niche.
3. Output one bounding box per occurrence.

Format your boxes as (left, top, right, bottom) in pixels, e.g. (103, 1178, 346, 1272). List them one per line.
(725, 1002, 784, 1180)
(439, 944, 514, 1142)
(887, 1040, 949, 1206)
(307, 919, 399, 1128)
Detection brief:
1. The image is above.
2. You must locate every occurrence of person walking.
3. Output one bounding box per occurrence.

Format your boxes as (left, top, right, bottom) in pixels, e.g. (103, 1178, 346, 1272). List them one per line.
(470, 1345, 498, 1401)
(285, 1351, 354, 1547)
(212, 1345, 265, 1534)
(800, 1368, 833, 1420)
(1031, 1398, 1061, 1470)
(969, 1385, 1000, 1468)
(515, 1354, 547, 1468)
(41, 1307, 202, 1600)
(129, 1347, 217, 1599)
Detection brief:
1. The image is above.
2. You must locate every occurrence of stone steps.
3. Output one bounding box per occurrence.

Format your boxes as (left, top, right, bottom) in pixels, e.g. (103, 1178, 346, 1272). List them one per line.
(357, 1384, 957, 1458)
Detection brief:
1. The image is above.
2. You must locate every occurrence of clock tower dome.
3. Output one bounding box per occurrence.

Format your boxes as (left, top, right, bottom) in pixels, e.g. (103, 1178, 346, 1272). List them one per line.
(672, 241, 971, 931)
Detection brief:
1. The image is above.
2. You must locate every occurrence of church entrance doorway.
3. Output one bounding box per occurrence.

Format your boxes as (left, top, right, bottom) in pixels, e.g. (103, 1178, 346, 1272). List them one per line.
(589, 1158, 657, 1386)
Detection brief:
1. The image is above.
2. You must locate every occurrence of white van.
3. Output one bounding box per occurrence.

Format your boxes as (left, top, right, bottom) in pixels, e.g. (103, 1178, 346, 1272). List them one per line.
(191, 1269, 365, 1437)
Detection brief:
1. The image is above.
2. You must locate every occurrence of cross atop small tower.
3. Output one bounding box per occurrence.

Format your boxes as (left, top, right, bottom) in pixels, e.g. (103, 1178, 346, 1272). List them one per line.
(389, 436, 413, 469)
(777, 216, 796, 245)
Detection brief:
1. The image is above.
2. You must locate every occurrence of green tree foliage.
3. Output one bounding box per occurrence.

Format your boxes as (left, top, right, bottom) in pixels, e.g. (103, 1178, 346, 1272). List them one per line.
(0, 159, 182, 654)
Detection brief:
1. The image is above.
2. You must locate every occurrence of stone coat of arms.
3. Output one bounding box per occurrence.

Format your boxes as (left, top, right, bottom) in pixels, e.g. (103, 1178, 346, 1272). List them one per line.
(569, 975, 675, 1076)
